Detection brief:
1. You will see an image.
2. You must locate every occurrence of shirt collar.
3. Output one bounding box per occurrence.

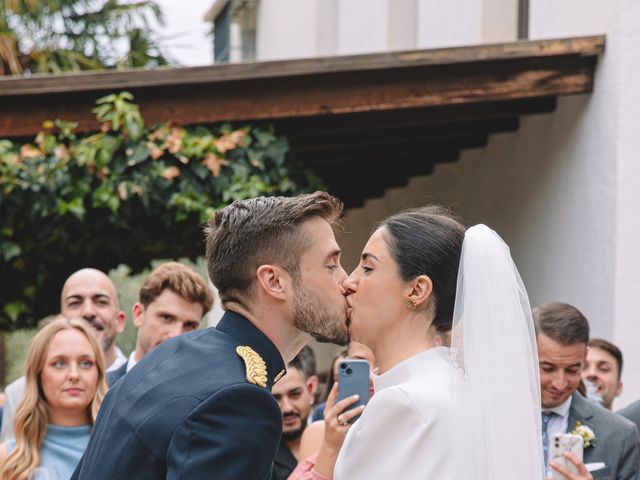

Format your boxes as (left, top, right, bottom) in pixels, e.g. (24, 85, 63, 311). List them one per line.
(543, 395, 573, 419)
(126, 350, 138, 372)
(106, 346, 127, 372)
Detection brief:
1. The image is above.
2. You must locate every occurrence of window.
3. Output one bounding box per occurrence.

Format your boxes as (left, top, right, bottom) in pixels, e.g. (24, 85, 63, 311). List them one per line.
(210, 0, 258, 63)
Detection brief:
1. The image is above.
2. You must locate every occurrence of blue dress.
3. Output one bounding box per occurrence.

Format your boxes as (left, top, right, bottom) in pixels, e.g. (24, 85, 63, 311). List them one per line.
(8, 424, 91, 479)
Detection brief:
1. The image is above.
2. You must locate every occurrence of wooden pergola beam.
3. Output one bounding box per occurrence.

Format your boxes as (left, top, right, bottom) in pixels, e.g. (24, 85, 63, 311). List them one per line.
(288, 118, 519, 151)
(271, 97, 556, 135)
(0, 36, 604, 139)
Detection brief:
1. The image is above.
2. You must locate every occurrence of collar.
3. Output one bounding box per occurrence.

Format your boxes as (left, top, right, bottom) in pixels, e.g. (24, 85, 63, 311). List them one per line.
(543, 395, 572, 419)
(372, 346, 448, 393)
(126, 350, 138, 372)
(216, 310, 286, 390)
(106, 346, 127, 372)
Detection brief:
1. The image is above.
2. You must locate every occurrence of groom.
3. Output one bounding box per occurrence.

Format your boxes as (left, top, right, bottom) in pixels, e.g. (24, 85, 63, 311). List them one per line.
(72, 192, 350, 479)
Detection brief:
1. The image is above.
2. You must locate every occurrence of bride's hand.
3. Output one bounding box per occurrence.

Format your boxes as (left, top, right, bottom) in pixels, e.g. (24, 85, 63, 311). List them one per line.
(311, 383, 365, 478)
(547, 452, 593, 480)
(322, 382, 364, 452)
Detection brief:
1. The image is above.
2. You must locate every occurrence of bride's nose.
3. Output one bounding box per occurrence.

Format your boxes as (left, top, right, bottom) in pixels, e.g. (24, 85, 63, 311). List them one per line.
(343, 271, 358, 294)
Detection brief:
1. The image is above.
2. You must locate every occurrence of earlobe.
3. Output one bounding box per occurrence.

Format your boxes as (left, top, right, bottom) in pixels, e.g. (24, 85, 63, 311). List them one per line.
(117, 310, 126, 333)
(407, 275, 433, 309)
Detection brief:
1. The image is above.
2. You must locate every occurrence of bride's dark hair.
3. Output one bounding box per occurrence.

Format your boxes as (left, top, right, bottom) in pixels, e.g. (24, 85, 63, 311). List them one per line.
(378, 206, 465, 333)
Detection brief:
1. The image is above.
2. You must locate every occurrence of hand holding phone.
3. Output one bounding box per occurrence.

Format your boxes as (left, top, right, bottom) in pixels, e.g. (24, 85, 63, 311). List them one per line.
(550, 433, 584, 480)
(337, 359, 370, 423)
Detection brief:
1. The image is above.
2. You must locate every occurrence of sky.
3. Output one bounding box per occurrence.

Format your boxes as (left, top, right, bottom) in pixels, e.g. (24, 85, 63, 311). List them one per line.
(153, 0, 215, 66)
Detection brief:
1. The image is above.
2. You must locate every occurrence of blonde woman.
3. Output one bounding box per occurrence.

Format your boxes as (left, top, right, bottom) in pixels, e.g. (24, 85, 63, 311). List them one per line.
(0, 317, 107, 480)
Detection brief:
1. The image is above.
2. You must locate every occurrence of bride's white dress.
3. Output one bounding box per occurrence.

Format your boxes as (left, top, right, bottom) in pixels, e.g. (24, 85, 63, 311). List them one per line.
(334, 225, 544, 480)
(334, 346, 463, 480)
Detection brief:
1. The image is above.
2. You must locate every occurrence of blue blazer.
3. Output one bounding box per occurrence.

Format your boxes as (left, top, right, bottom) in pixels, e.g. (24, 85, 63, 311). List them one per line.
(106, 362, 127, 386)
(71, 311, 286, 480)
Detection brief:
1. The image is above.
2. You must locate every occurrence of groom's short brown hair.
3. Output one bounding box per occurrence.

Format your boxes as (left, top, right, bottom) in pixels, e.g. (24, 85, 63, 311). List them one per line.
(205, 191, 342, 307)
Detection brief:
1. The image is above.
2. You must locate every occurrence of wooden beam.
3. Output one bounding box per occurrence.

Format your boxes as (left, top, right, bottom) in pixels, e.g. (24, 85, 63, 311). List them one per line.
(289, 117, 519, 151)
(274, 97, 555, 135)
(0, 36, 602, 139)
(326, 169, 435, 191)
(313, 153, 449, 174)
(297, 137, 486, 165)
(0, 36, 605, 96)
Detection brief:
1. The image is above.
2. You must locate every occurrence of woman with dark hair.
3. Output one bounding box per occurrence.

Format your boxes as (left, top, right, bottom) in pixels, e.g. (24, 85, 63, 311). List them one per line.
(328, 206, 544, 479)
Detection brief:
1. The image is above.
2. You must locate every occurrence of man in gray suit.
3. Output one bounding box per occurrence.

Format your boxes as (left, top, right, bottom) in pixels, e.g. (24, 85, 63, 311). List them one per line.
(618, 401, 640, 435)
(533, 303, 640, 480)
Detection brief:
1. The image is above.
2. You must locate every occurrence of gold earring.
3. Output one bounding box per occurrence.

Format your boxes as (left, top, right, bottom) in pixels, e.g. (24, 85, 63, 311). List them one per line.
(404, 299, 416, 312)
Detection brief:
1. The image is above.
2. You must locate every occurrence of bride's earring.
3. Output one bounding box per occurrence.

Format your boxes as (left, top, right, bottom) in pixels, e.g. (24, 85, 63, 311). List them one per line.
(404, 299, 417, 312)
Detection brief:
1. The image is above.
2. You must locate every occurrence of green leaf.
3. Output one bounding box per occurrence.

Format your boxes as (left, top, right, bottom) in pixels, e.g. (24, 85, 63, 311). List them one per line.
(3, 302, 27, 323)
(1, 242, 21, 260)
(126, 142, 150, 167)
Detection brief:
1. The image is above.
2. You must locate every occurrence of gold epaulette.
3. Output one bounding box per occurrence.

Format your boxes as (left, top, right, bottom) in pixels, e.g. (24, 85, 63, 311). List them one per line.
(236, 346, 268, 388)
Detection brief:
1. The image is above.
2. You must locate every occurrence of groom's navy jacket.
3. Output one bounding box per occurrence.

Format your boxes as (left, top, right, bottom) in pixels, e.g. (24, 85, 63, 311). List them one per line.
(71, 311, 286, 480)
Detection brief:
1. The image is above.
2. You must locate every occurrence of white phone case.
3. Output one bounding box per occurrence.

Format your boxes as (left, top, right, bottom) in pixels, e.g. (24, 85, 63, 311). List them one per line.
(550, 433, 584, 480)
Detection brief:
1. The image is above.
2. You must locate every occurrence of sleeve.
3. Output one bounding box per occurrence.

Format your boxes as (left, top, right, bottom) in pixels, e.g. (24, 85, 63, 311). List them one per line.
(286, 455, 329, 480)
(166, 383, 282, 480)
(335, 386, 437, 480)
(616, 423, 640, 480)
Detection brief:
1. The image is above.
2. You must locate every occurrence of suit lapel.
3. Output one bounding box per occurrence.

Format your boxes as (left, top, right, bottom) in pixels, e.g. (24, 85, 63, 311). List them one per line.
(567, 392, 595, 432)
(567, 393, 597, 462)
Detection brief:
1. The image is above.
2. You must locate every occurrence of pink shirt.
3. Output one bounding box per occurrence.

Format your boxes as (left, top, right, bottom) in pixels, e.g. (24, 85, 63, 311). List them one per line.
(287, 455, 330, 480)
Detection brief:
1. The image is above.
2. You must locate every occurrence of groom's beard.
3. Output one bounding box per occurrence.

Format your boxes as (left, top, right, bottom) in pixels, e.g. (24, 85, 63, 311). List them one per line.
(293, 284, 348, 345)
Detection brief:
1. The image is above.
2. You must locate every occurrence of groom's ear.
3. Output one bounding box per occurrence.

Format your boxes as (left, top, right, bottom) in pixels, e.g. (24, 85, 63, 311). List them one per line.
(255, 265, 290, 301)
(406, 275, 433, 309)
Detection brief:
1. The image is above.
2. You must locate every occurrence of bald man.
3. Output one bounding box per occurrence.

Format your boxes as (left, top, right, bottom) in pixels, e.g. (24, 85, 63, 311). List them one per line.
(0, 268, 126, 440)
(60, 268, 126, 369)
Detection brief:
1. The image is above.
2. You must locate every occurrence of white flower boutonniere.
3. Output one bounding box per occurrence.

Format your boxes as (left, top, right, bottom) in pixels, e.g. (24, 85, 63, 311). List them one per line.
(571, 421, 596, 448)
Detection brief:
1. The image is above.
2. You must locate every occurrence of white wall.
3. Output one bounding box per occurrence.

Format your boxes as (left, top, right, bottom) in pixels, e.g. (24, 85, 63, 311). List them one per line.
(614, 0, 640, 410)
(256, 0, 517, 61)
(337, 0, 389, 55)
(530, 0, 640, 410)
(416, 0, 482, 48)
(482, 0, 518, 43)
(256, 0, 321, 60)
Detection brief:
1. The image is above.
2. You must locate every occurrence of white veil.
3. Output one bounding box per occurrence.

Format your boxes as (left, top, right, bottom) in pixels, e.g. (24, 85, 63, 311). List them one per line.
(450, 225, 544, 479)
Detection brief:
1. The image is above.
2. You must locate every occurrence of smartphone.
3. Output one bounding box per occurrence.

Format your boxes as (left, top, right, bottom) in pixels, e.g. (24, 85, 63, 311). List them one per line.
(550, 433, 584, 480)
(337, 359, 370, 423)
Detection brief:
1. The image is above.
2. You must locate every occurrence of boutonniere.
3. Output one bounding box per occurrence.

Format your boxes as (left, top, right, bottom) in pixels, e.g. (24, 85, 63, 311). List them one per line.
(571, 421, 596, 448)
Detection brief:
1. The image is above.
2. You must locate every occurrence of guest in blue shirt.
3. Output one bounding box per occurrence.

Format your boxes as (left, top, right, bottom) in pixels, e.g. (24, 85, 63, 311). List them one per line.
(0, 316, 108, 479)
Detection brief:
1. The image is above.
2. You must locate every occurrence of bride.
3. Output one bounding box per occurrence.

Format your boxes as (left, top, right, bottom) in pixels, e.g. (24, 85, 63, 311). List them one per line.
(333, 206, 544, 480)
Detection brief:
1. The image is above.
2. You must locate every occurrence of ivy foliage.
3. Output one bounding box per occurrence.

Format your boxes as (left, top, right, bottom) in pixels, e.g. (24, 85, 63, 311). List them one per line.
(0, 92, 323, 330)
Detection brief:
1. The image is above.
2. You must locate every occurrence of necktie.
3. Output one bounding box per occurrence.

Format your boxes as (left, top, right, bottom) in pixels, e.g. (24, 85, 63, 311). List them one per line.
(542, 412, 555, 474)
